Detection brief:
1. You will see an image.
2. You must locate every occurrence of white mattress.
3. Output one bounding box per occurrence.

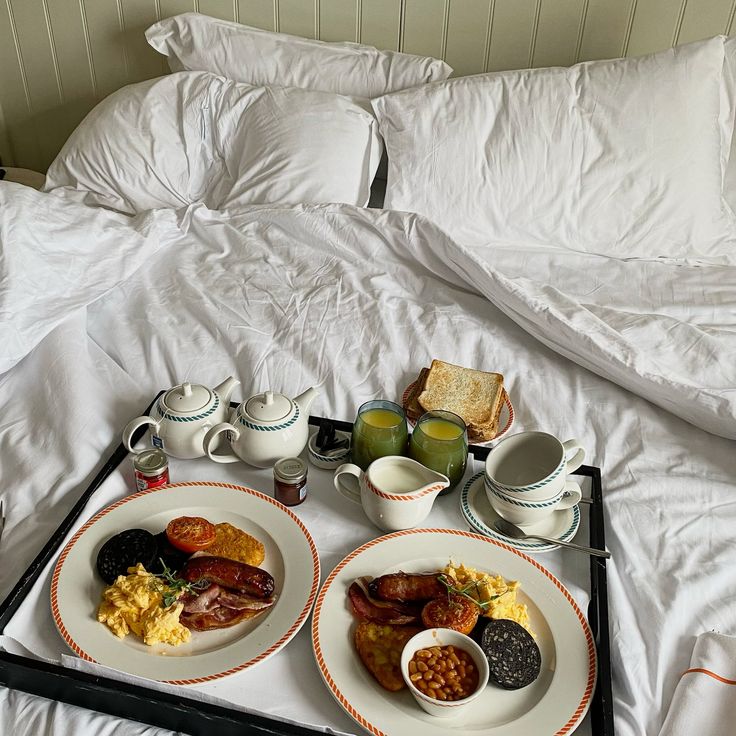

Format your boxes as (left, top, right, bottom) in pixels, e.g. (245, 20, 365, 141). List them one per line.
(1, 183, 735, 736)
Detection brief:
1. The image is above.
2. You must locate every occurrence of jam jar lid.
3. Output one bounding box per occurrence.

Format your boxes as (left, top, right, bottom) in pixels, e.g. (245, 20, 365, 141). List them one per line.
(273, 457, 307, 483)
(134, 449, 168, 474)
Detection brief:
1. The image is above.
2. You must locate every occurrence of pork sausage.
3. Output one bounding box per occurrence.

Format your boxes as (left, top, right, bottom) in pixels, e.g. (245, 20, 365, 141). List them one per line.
(180, 555, 274, 599)
(368, 572, 445, 602)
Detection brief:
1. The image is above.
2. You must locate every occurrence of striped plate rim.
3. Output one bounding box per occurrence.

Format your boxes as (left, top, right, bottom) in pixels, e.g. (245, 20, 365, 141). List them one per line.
(50, 481, 320, 685)
(311, 528, 596, 736)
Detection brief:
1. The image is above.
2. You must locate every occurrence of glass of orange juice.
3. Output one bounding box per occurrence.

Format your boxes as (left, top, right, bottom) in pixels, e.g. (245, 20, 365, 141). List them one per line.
(409, 410, 468, 494)
(351, 400, 409, 470)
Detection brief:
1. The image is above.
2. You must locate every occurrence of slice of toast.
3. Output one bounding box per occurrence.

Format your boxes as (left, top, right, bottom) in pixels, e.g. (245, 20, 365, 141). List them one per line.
(418, 360, 504, 440)
(403, 367, 429, 422)
(467, 392, 505, 442)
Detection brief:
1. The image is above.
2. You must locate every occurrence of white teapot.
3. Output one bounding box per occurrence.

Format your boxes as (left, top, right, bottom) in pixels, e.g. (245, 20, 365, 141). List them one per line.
(122, 377, 240, 459)
(204, 387, 318, 468)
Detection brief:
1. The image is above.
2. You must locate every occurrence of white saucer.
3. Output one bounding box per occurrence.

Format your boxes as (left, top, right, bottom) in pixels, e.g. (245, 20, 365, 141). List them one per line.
(307, 429, 351, 469)
(460, 472, 580, 553)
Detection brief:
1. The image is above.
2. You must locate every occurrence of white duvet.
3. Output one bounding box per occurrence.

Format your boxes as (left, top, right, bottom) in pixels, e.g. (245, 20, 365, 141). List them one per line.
(1, 182, 735, 736)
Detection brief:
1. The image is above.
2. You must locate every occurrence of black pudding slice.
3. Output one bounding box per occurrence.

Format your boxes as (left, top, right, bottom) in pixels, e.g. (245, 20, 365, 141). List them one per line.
(96, 528, 157, 584)
(481, 619, 542, 690)
(149, 531, 190, 575)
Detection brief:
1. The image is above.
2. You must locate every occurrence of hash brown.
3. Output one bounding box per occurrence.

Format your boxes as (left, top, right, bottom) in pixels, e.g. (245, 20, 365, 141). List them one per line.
(354, 622, 422, 691)
(203, 522, 265, 567)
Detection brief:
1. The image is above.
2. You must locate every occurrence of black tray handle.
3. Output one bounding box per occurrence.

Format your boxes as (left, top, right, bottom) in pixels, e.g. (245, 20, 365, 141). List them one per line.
(0, 651, 315, 736)
(587, 466, 615, 735)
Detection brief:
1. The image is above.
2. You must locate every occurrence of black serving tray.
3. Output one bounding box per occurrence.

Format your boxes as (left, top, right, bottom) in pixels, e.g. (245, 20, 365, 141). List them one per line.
(0, 393, 614, 736)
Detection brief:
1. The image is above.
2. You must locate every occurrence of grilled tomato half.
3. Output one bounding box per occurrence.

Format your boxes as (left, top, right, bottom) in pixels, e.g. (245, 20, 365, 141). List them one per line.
(165, 516, 216, 553)
(421, 594, 480, 635)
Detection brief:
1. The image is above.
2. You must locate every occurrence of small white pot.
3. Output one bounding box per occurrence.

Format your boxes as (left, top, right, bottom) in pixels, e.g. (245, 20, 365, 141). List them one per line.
(401, 628, 489, 718)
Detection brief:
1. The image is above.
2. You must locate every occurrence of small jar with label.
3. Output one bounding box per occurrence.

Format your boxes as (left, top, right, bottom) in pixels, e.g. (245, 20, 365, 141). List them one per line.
(133, 448, 170, 491)
(273, 457, 308, 506)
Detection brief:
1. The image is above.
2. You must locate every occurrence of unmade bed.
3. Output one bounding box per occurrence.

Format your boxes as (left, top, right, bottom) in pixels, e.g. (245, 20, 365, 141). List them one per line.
(1, 8, 736, 736)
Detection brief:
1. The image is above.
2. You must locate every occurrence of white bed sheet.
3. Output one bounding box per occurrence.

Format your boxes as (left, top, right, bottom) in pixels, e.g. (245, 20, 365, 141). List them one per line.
(1, 185, 735, 736)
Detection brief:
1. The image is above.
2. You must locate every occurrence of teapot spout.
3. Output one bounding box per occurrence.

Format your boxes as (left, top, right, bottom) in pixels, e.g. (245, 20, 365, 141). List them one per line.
(294, 386, 319, 415)
(213, 376, 240, 403)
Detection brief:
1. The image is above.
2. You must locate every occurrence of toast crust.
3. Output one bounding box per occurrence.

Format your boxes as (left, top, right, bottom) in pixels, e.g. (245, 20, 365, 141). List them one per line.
(467, 392, 505, 442)
(403, 367, 429, 422)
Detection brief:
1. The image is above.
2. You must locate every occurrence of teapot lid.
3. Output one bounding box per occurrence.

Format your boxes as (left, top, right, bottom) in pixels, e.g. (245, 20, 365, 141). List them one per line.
(244, 391, 292, 422)
(162, 382, 212, 413)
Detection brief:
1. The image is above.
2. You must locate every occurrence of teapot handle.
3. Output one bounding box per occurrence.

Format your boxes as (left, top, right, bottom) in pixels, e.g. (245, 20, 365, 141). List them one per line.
(203, 423, 241, 464)
(333, 463, 363, 504)
(122, 416, 159, 454)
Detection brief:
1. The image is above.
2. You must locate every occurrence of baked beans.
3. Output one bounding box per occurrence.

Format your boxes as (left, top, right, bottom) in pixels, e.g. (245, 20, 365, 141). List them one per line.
(407, 645, 479, 701)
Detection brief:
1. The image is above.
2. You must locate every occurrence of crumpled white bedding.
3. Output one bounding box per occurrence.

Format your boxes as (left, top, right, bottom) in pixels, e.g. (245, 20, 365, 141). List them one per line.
(1, 184, 735, 736)
(439, 241, 736, 440)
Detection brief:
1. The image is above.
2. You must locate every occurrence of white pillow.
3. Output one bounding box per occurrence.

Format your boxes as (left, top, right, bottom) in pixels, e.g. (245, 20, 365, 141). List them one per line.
(721, 38, 736, 213)
(145, 12, 452, 99)
(372, 36, 736, 259)
(44, 73, 220, 213)
(44, 72, 382, 214)
(211, 85, 381, 210)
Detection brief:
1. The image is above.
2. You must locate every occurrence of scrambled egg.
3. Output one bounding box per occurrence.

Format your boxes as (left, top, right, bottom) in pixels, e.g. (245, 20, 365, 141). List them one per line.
(442, 563, 533, 636)
(97, 563, 191, 647)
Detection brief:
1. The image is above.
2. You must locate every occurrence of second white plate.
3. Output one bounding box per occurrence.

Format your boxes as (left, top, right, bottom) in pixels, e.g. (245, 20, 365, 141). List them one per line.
(312, 528, 596, 736)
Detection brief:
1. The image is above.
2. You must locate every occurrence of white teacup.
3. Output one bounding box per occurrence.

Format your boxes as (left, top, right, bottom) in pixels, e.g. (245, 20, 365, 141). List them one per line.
(484, 431, 585, 502)
(333, 456, 449, 532)
(486, 481, 581, 527)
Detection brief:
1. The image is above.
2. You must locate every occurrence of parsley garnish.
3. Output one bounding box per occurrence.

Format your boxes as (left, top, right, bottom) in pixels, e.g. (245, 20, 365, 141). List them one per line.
(437, 573, 501, 611)
(149, 559, 209, 608)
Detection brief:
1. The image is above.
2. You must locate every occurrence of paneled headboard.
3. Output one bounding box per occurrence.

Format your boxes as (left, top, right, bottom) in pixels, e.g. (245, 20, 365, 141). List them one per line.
(2, 0, 735, 172)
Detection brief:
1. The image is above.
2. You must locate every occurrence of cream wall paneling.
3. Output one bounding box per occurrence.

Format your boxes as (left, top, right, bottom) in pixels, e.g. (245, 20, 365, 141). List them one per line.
(1, 0, 735, 170)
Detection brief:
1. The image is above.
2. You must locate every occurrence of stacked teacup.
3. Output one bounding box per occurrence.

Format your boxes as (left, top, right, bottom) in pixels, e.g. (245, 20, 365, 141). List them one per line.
(484, 431, 585, 527)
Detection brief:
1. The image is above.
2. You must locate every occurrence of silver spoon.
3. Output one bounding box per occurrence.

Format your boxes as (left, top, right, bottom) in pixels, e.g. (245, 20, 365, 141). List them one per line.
(494, 517, 611, 558)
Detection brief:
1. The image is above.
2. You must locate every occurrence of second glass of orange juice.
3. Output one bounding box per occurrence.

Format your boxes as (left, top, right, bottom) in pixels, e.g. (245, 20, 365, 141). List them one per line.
(351, 400, 408, 470)
(409, 410, 468, 494)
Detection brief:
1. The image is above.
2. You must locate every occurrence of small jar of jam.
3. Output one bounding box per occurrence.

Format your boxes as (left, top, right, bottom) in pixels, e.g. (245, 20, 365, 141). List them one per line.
(133, 449, 170, 491)
(273, 457, 308, 506)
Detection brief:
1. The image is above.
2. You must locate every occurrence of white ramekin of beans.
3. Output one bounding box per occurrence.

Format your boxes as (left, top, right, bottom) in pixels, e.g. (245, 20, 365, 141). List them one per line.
(400, 628, 490, 718)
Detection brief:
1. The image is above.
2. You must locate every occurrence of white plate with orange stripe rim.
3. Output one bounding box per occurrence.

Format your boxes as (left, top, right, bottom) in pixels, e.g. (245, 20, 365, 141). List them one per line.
(50, 481, 320, 684)
(401, 383, 514, 444)
(312, 528, 596, 736)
